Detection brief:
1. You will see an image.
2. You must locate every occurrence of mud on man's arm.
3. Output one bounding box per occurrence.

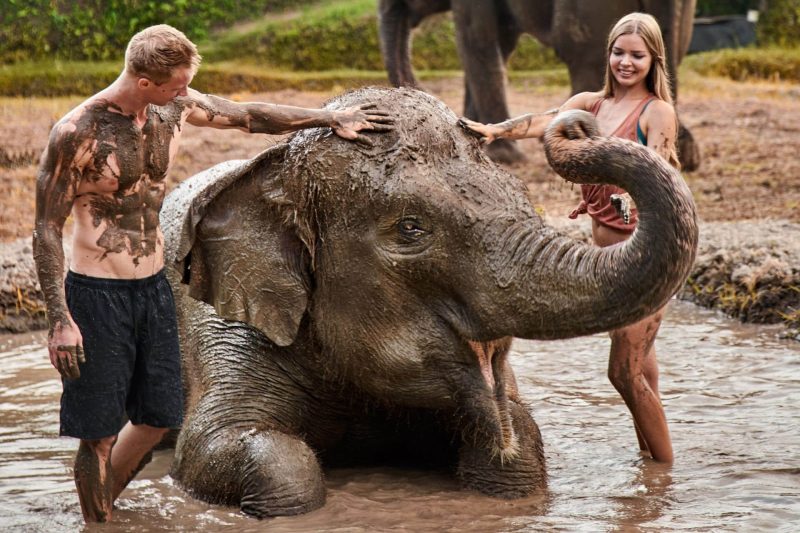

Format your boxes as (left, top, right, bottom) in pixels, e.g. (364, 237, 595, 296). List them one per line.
(183, 90, 395, 145)
(33, 120, 89, 379)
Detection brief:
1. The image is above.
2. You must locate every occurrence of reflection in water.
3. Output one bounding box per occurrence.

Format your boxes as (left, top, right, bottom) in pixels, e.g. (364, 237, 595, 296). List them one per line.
(1, 301, 799, 531)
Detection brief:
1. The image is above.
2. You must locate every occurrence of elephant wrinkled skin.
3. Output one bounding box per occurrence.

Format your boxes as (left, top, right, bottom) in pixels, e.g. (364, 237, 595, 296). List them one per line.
(160, 87, 697, 518)
(378, 0, 700, 169)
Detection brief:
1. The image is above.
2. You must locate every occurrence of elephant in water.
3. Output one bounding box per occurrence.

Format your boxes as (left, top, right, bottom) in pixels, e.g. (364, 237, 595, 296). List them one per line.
(160, 87, 697, 518)
(378, 0, 700, 170)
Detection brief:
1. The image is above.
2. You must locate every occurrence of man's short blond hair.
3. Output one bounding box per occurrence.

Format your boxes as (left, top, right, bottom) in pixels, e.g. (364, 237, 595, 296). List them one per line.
(125, 24, 201, 84)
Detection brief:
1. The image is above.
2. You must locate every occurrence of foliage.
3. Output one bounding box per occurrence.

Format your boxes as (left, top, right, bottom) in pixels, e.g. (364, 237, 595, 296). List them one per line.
(204, 0, 561, 72)
(684, 47, 800, 81)
(0, 0, 318, 63)
(756, 0, 800, 46)
(695, 0, 800, 46)
(204, 0, 384, 70)
(695, 0, 760, 16)
(2, 0, 798, 65)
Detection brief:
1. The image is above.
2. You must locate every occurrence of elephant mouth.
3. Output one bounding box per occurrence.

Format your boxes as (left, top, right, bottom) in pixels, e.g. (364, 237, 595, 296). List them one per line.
(467, 339, 519, 462)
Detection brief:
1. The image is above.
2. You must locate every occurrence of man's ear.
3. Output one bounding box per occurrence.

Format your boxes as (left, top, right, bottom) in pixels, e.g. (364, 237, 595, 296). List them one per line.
(137, 77, 152, 90)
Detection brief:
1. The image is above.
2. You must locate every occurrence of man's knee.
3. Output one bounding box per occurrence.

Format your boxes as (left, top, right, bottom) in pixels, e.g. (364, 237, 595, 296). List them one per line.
(79, 435, 117, 461)
(133, 424, 171, 444)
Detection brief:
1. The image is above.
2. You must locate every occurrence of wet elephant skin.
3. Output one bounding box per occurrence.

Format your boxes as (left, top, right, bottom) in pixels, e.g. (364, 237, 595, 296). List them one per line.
(160, 87, 697, 518)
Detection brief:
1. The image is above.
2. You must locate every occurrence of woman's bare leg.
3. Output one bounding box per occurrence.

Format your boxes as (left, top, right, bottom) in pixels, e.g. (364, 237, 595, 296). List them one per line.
(608, 309, 673, 462)
(592, 220, 673, 462)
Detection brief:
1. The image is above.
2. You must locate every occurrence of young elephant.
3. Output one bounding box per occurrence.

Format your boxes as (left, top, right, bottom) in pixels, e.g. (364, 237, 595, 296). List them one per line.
(160, 87, 697, 518)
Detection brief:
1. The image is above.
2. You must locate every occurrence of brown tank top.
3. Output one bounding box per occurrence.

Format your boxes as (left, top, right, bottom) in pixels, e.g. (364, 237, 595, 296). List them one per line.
(568, 94, 656, 233)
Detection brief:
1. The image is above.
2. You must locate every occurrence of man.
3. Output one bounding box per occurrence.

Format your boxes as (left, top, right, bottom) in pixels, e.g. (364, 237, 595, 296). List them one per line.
(32, 24, 393, 523)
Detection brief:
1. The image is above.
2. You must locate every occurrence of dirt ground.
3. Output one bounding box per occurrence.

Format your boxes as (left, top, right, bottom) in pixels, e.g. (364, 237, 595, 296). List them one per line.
(0, 72, 798, 335)
(0, 72, 798, 241)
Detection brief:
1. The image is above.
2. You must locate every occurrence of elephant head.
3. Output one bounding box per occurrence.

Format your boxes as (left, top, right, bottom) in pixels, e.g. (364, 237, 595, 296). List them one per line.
(161, 86, 697, 516)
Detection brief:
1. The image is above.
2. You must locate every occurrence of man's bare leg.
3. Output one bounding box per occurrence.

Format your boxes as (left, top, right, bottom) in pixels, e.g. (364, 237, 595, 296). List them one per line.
(111, 422, 169, 500)
(75, 436, 116, 522)
(608, 309, 674, 463)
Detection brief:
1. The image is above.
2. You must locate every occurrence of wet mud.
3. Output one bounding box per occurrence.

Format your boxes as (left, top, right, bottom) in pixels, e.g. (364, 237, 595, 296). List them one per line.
(1, 300, 798, 530)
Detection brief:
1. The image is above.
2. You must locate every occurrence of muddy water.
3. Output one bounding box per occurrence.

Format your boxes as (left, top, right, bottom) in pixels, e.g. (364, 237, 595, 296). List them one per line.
(1, 300, 798, 532)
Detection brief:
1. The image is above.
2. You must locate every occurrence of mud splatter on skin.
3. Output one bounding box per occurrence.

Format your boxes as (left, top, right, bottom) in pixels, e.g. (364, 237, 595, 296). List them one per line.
(75, 100, 182, 264)
(74, 440, 114, 522)
(34, 114, 86, 331)
(189, 93, 328, 134)
(33, 98, 182, 337)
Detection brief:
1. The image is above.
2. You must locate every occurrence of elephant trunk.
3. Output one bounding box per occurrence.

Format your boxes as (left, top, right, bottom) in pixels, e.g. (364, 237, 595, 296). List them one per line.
(486, 110, 697, 340)
(378, 0, 419, 88)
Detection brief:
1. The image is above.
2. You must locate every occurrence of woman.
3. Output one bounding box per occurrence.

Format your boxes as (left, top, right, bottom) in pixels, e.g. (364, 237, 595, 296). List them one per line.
(461, 12, 679, 462)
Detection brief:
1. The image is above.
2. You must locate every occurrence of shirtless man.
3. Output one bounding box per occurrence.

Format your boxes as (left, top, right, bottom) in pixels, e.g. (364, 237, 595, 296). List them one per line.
(32, 24, 393, 523)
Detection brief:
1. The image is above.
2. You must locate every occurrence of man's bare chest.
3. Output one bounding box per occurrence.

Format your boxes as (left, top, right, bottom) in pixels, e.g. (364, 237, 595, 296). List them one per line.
(92, 125, 179, 188)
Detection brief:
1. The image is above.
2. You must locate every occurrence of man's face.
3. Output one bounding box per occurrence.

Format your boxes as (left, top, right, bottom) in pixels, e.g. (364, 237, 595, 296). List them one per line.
(141, 66, 194, 106)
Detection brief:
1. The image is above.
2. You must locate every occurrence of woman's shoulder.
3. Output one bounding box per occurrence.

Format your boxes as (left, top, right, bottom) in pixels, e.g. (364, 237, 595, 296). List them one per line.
(640, 97, 677, 137)
(642, 97, 676, 120)
(562, 91, 605, 111)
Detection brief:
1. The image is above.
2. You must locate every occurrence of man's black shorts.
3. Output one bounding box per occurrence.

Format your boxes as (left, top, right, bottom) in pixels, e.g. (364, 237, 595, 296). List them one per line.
(61, 270, 184, 440)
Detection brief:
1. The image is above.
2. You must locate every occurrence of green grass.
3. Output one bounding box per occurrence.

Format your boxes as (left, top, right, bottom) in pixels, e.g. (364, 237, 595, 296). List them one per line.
(0, 60, 571, 97)
(2, 0, 797, 98)
(684, 47, 800, 82)
(199, 0, 561, 72)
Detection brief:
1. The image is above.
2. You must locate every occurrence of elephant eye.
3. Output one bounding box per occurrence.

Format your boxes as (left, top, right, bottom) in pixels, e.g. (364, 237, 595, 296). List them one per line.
(397, 217, 427, 241)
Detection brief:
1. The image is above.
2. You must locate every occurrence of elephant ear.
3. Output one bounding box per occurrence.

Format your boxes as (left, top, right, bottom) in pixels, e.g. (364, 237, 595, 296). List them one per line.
(162, 144, 310, 346)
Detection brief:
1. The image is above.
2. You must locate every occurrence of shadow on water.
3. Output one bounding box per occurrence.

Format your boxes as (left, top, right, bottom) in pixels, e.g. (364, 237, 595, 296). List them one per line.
(1, 300, 798, 531)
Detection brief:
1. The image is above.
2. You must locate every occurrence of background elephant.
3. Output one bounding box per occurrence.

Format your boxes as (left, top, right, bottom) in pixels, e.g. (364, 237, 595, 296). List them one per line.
(378, 0, 700, 170)
(160, 87, 697, 518)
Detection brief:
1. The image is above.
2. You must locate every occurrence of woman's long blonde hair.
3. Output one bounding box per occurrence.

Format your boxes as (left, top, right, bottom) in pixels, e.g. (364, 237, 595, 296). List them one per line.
(602, 12, 680, 168)
(602, 13, 672, 103)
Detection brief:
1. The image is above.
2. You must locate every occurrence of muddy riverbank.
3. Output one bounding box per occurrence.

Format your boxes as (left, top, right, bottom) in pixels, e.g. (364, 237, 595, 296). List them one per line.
(2, 75, 798, 336)
(3, 218, 798, 338)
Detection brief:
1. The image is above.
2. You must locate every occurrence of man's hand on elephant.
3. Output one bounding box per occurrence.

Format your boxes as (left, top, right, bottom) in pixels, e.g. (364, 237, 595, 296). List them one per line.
(49, 321, 85, 380)
(610, 193, 635, 225)
(331, 104, 395, 145)
(457, 118, 502, 144)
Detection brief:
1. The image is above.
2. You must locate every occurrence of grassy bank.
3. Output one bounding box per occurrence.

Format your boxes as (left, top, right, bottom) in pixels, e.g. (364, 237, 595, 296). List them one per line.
(2, 0, 798, 97)
(0, 60, 571, 98)
(200, 0, 561, 72)
(3, 45, 799, 98)
(683, 47, 800, 82)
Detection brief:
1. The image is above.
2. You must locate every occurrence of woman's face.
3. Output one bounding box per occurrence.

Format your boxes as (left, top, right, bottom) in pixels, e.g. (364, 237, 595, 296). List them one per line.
(609, 33, 653, 90)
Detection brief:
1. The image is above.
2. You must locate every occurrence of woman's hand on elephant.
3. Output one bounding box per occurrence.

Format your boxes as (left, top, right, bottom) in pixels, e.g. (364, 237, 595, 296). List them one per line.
(457, 117, 503, 144)
(331, 104, 395, 146)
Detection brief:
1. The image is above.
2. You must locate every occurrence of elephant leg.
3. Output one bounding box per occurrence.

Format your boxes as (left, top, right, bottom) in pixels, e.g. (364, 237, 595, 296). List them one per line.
(172, 419, 325, 518)
(379, 0, 419, 88)
(677, 120, 700, 171)
(485, 23, 525, 165)
(453, 0, 525, 164)
(456, 400, 546, 498)
(463, 81, 477, 123)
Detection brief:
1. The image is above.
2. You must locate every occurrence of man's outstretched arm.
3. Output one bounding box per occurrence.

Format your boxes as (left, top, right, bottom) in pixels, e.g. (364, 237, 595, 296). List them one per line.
(183, 90, 394, 144)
